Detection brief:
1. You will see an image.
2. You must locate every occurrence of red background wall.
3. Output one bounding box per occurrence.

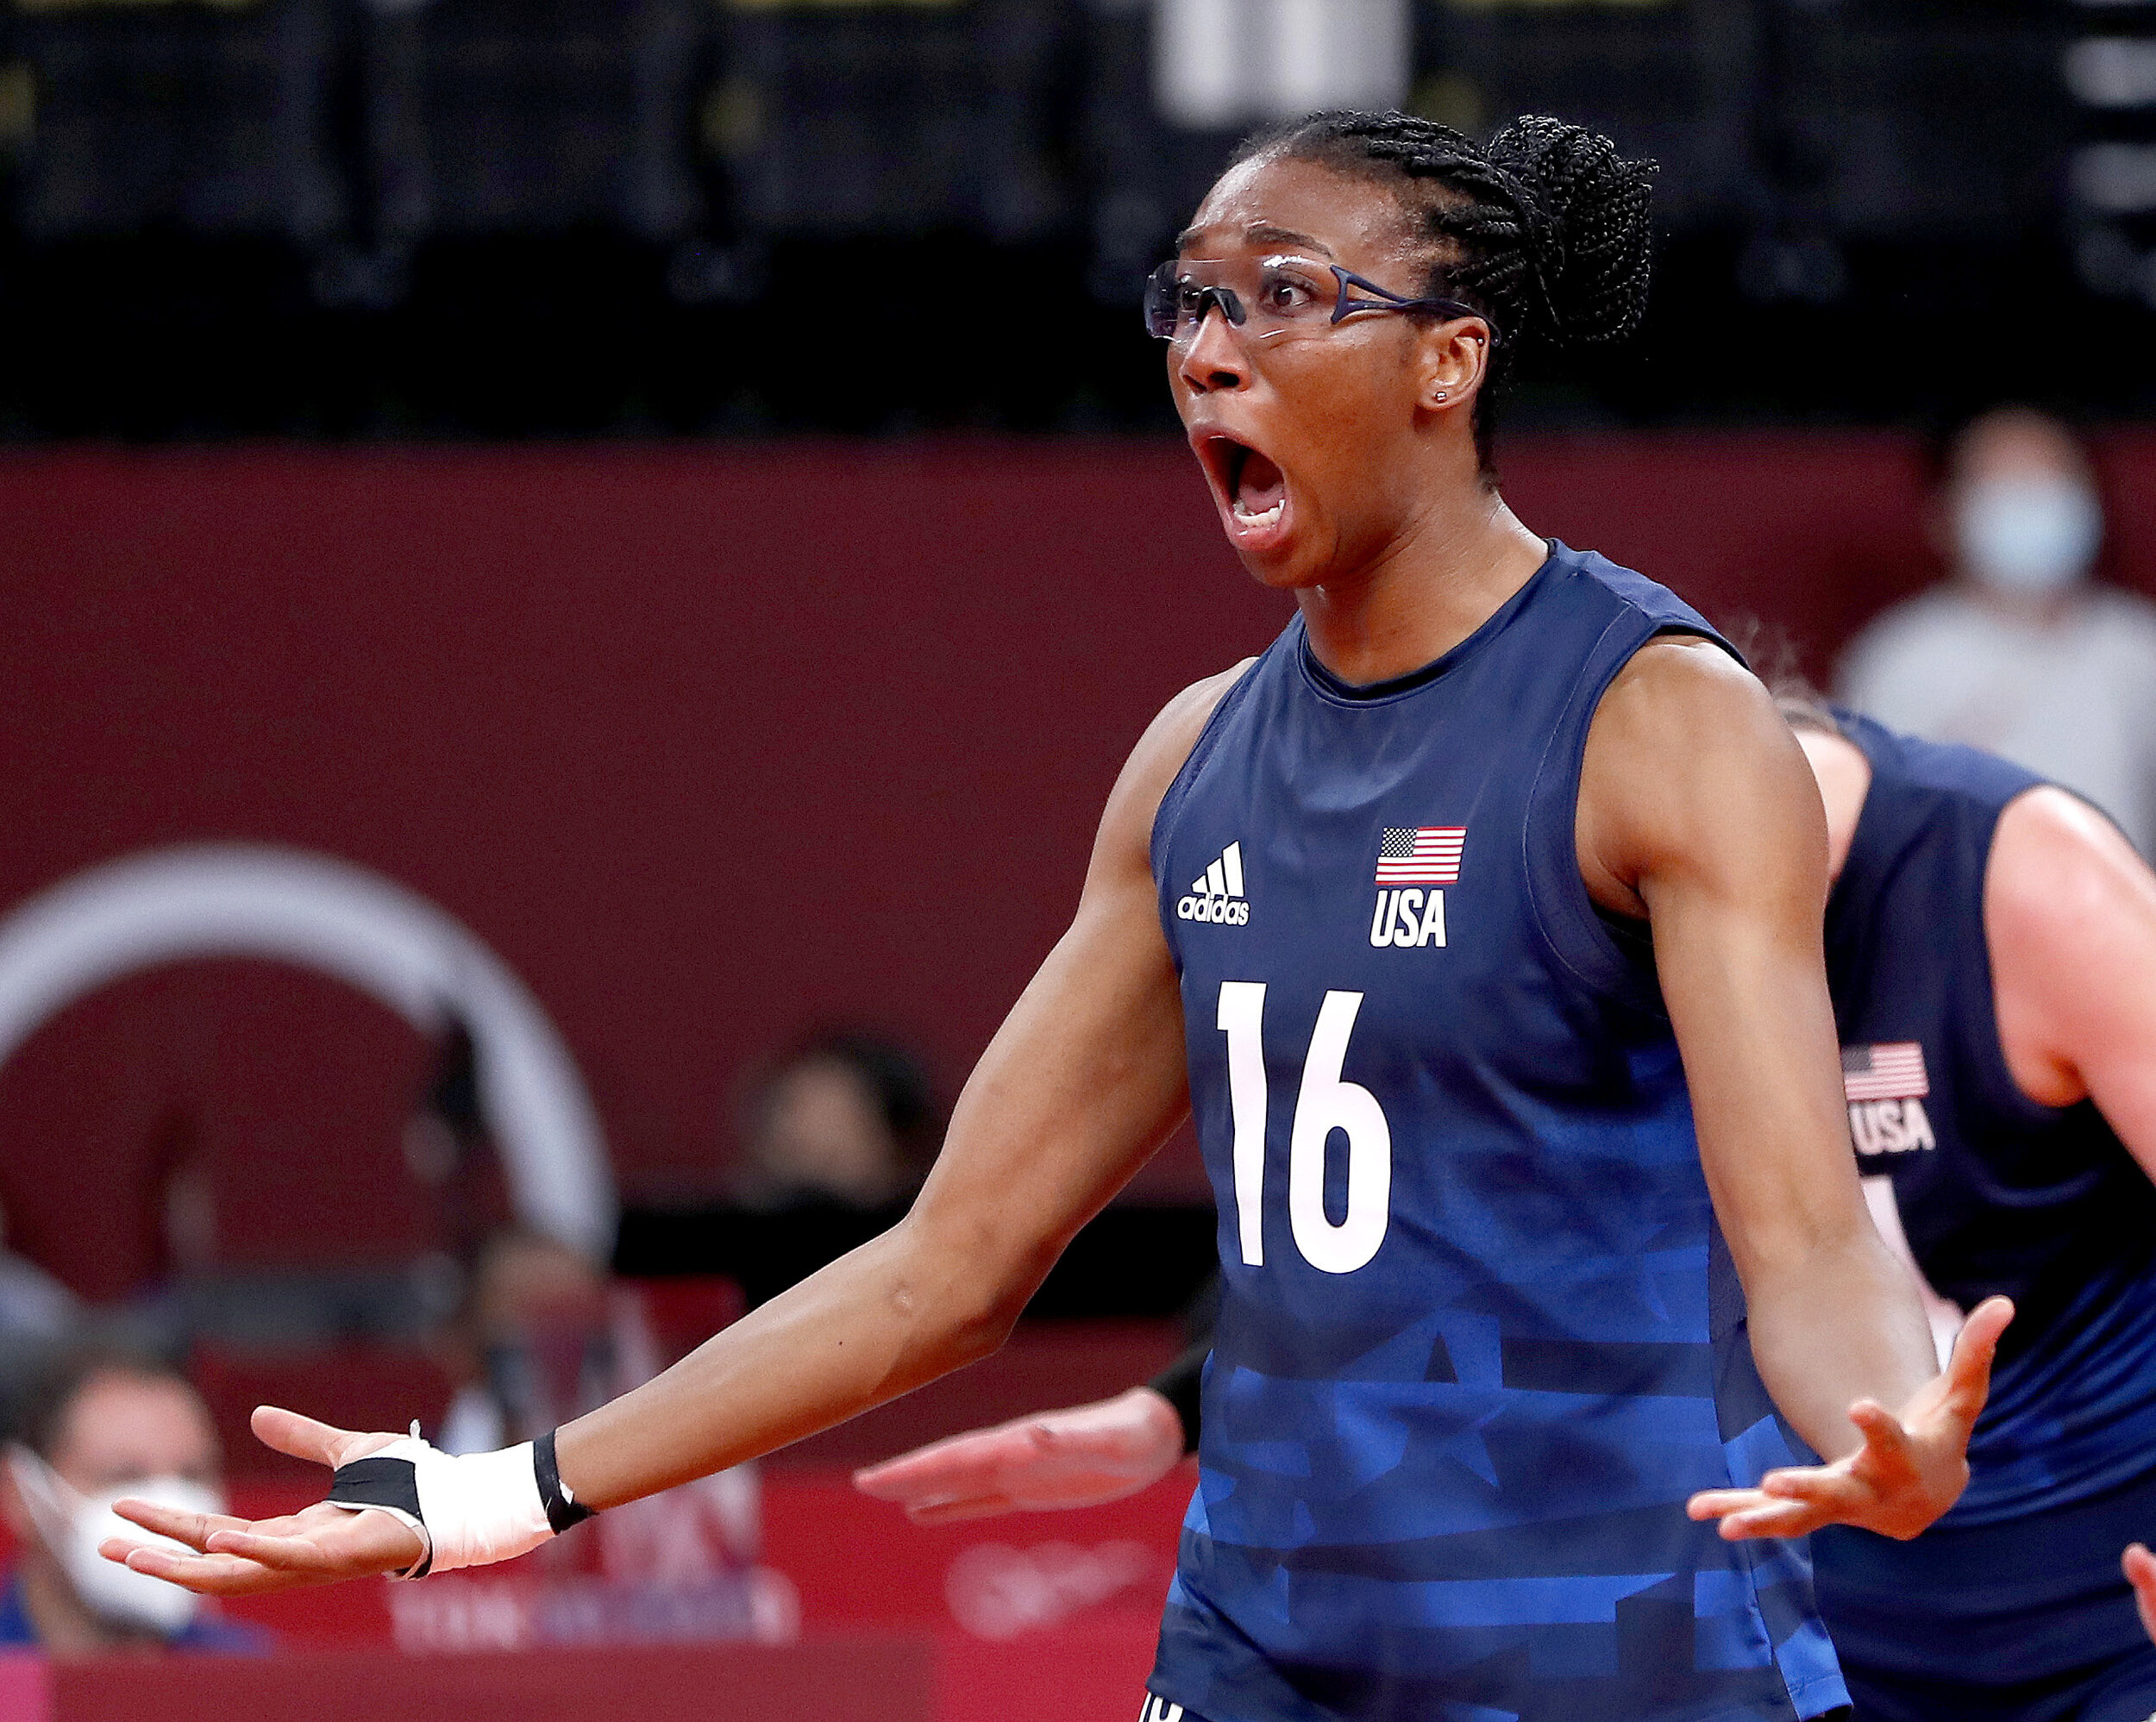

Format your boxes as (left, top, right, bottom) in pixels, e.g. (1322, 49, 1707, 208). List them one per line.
(6, 433, 2155, 1296)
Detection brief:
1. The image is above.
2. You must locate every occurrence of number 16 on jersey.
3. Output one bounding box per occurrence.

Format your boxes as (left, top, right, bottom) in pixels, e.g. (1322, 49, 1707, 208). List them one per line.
(1218, 981, 1394, 1275)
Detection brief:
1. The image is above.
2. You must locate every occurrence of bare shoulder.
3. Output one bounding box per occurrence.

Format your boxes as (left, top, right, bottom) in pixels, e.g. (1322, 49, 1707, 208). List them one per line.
(1580, 635, 1816, 909)
(1118, 659, 1259, 806)
(1593, 633, 1775, 748)
(1158, 658, 1260, 742)
(1988, 786, 2156, 947)
(1988, 786, 2156, 1106)
(1088, 658, 1259, 882)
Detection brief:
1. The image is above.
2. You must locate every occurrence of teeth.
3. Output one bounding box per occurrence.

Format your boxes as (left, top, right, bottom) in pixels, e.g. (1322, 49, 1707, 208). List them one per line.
(1232, 499, 1285, 528)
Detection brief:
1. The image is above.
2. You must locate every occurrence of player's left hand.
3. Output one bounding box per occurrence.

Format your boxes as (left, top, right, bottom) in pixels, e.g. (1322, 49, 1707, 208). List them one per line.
(854, 1387, 1187, 1524)
(1686, 1295, 2013, 1542)
(2124, 1544, 2156, 1644)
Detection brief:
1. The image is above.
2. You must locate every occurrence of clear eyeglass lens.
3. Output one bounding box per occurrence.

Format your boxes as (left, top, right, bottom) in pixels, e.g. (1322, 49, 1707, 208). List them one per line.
(1149, 257, 1338, 342)
(1142, 264, 1183, 339)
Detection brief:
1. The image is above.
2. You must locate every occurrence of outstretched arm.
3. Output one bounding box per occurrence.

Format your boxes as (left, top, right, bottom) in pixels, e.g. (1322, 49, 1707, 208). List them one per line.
(1578, 639, 2007, 1542)
(108, 667, 1250, 1594)
(1981, 787, 2156, 1589)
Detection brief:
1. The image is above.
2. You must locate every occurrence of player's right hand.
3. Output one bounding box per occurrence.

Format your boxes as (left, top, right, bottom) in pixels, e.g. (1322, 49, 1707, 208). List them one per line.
(99, 1406, 425, 1594)
(853, 1386, 1186, 1524)
(2125, 1544, 2156, 1644)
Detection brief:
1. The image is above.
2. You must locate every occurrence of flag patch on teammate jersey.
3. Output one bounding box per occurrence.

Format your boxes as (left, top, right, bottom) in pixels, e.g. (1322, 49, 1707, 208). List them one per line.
(1842, 1042, 1928, 1101)
(1375, 827, 1463, 884)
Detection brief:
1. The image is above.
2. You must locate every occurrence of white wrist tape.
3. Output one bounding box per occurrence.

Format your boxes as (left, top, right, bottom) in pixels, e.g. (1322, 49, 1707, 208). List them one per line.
(326, 1436, 554, 1578)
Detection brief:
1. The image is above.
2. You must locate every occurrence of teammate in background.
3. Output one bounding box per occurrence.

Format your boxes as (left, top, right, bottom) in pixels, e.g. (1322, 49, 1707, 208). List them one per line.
(865, 698, 2156, 1720)
(103, 112, 2007, 1722)
(1800, 704, 2156, 1722)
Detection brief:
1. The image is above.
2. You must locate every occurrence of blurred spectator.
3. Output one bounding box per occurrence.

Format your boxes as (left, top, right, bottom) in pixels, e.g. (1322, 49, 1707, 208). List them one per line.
(612, 1034, 942, 1310)
(730, 1032, 940, 1214)
(436, 1228, 610, 1456)
(710, 1033, 943, 1307)
(1839, 406, 2156, 854)
(0, 1342, 262, 1654)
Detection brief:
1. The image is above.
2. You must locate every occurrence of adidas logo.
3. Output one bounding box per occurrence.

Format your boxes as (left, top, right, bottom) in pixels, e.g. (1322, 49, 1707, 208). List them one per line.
(1176, 841, 1250, 925)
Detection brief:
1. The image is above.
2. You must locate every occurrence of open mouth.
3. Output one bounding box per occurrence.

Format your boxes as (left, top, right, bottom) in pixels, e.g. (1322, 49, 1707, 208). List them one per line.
(1201, 435, 1288, 535)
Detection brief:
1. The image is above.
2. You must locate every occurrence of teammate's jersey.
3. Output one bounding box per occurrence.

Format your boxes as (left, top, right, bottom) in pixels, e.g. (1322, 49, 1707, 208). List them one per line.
(1144, 542, 1847, 1722)
(1812, 711, 2156, 1685)
(1820, 711, 2156, 1522)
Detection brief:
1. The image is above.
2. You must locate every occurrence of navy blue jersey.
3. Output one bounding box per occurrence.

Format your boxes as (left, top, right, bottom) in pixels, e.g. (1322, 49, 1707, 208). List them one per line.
(1819, 711, 2156, 1522)
(1812, 711, 2156, 1688)
(1144, 542, 1847, 1722)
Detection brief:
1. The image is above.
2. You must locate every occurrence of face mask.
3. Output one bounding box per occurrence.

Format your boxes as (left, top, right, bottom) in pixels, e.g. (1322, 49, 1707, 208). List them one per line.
(9, 1446, 222, 1637)
(1955, 474, 2103, 598)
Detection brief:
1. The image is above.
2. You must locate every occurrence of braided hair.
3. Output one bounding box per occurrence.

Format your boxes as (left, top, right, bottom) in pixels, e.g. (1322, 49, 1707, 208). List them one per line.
(1230, 111, 1656, 471)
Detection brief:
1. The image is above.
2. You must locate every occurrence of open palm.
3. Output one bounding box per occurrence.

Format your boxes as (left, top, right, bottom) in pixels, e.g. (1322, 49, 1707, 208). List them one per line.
(855, 1387, 1186, 1525)
(100, 1407, 425, 1594)
(1688, 1295, 2013, 1541)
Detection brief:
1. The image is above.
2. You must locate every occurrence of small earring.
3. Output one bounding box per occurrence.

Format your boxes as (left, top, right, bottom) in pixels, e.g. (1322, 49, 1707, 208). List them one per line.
(1435, 390, 1449, 401)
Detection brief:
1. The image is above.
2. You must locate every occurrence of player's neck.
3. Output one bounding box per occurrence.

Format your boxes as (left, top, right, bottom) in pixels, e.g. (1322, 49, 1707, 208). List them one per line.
(1295, 494, 1548, 687)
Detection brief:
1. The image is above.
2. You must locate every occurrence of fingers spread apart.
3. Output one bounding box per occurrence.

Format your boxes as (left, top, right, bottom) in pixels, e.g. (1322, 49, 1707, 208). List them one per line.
(1686, 1464, 1869, 1542)
(1934, 1296, 2014, 1426)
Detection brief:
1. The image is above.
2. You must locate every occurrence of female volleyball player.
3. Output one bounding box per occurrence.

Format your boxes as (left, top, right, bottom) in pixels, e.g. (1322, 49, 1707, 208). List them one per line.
(864, 697, 2156, 1720)
(104, 113, 2009, 1722)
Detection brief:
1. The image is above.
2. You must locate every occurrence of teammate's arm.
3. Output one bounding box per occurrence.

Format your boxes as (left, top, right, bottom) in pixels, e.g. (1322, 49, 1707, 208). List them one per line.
(103, 666, 1251, 1594)
(1577, 637, 2009, 1542)
(853, 1332, 1200, 1521)
(1983, 788, 2156, 1596)
(851, 1385, 1188, 1524)
(1984, 786, 2156, 1165)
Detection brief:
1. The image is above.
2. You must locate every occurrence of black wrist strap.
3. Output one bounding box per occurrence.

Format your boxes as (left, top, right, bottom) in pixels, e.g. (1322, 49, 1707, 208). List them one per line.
(535, 1428, 596, 1534)
(327, 1451, 432, 1578)
(1146, 1339, 1208, 1457)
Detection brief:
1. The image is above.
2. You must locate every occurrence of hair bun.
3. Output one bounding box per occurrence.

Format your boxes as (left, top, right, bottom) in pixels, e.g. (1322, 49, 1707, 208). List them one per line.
(1485, 116, 1656, 346)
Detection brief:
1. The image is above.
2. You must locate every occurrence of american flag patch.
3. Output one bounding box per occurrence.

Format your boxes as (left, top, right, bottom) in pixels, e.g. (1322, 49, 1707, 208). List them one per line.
(1376, 827, 1464, 885)
(1842, 1042, 1928, 1102)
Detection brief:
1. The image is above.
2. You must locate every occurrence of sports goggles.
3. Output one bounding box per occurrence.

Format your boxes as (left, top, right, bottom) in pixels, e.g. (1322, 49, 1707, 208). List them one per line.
(1143, 254, 1497, 347)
